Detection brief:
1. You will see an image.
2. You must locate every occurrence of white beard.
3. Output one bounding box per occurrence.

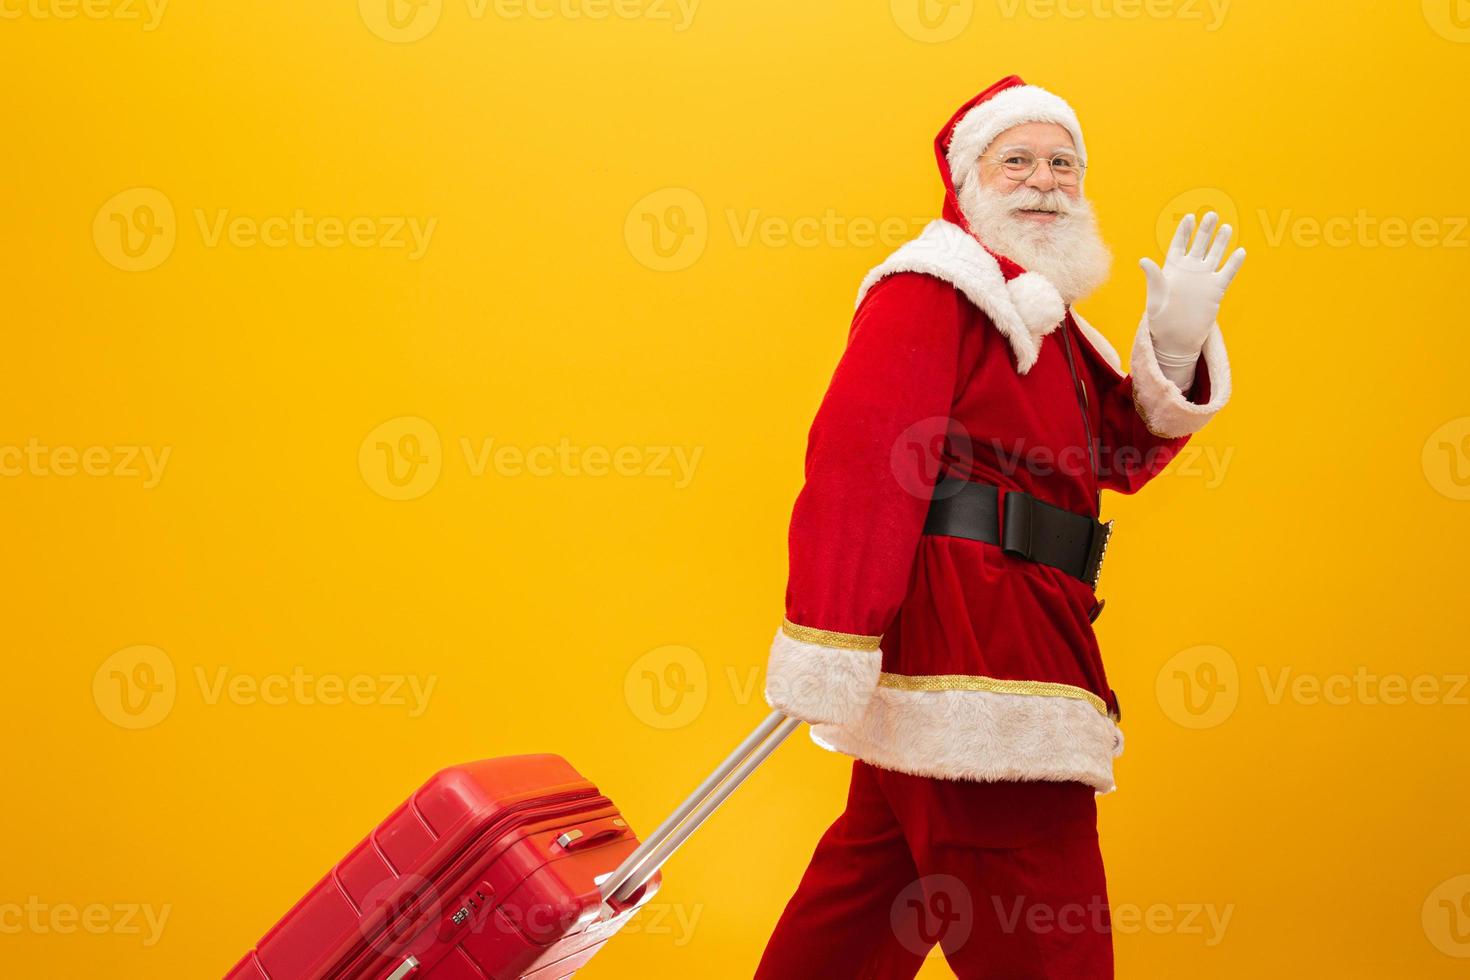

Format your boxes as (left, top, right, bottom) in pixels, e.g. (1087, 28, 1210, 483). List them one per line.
(956, 177, 1112, 305)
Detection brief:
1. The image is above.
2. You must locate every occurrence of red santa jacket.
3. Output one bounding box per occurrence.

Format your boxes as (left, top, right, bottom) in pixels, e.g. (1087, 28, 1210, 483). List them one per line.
(762, 86, 1233, 793)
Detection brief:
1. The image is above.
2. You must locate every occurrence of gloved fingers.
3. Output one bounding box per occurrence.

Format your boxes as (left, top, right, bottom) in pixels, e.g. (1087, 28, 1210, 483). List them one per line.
(1189, 211, 1219, 259)
(1166, 213, 1195, 262)
(1139, 256, 1167, 315)
(1218, 246, 1248, 287)
(1205, 223, 1234, 267)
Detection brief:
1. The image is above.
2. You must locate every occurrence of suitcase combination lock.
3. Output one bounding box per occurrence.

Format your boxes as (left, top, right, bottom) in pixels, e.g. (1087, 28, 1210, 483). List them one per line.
(448, 886, 492, 931)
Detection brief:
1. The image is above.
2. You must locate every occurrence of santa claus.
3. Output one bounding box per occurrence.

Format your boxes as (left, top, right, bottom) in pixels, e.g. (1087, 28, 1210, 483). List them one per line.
(753, 76, 1245, 978)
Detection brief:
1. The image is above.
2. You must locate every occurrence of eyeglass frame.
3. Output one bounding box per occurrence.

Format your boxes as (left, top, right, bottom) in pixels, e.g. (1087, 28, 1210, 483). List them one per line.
(978, 148, 1088, 186)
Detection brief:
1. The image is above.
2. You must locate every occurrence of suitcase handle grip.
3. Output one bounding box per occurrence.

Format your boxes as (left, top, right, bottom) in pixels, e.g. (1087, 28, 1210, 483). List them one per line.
(597, 709, 801, 909)
(556, 825, 624, 852)
(385, 956, 420, 980)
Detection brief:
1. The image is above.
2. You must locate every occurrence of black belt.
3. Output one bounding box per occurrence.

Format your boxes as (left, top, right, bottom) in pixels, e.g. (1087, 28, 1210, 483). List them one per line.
(923, 478, 1113, 590)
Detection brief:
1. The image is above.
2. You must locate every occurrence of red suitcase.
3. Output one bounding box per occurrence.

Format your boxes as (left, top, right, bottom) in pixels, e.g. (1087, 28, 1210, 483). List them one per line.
(224, 711, 801, 980)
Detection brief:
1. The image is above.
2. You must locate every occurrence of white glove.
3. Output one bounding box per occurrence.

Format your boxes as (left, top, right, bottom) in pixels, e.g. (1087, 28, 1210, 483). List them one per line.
(1140, 212, 1246, 390)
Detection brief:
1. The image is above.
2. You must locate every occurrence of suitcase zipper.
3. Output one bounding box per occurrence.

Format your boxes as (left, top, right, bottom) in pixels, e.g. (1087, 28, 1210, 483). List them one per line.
(326, 793, 613, 980)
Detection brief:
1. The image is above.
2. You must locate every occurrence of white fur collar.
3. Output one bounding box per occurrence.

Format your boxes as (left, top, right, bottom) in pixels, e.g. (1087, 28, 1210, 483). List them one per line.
(1070, 309, 1123, 375)
(855, 219, 1067, 374)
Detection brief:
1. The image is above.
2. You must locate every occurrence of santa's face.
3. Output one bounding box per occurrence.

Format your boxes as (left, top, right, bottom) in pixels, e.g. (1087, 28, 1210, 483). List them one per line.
(957, 121, 1112, 305)
(974, 121, 1083, 221)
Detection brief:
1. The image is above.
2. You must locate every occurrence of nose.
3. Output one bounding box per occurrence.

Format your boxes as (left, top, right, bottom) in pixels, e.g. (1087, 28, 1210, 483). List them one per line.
(1025, 159, 1058, 192)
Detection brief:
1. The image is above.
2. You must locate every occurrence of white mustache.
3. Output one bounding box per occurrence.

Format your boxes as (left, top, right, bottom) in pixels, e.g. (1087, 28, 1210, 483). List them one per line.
(956, 175, 1113, 304)
(1004, 187, 1076, 216)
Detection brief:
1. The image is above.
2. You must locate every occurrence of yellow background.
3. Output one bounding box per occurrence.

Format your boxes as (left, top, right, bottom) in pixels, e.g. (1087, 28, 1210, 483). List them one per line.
(3, 0, 1468, 976)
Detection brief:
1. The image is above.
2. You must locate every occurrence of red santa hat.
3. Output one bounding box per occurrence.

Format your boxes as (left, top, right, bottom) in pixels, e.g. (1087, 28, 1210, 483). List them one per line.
(943, 76, 1087, 194)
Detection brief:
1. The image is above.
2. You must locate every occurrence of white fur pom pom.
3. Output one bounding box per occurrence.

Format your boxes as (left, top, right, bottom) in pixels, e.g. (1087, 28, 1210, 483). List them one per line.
(1006, 271, 1066, 337)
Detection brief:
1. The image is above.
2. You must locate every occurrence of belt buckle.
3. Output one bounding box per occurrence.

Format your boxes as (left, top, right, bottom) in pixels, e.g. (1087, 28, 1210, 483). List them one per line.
(1084, 519, 1114, 591)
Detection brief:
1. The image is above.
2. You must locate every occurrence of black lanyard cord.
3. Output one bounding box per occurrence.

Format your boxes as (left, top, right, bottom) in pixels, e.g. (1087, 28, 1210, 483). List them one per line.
(1057, 317, 1102, 515)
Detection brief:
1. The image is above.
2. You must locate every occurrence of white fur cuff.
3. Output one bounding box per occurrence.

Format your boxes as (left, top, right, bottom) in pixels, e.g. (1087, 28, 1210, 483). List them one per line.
(810, 684, 1124, 794)
(1130, 317, 1232, 439)
(763, 628, 882, 728)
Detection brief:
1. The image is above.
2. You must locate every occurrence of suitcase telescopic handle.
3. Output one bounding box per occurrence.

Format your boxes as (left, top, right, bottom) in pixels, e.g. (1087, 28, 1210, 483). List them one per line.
(597, 709, 802, 910)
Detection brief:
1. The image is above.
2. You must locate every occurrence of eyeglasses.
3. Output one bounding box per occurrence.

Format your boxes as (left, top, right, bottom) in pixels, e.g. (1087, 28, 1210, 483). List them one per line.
(980, 150, 1086, 187)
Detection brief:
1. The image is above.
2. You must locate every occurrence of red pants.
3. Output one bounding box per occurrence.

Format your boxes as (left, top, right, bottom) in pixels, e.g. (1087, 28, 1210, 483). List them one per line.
(754, 759, 1112, 979)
